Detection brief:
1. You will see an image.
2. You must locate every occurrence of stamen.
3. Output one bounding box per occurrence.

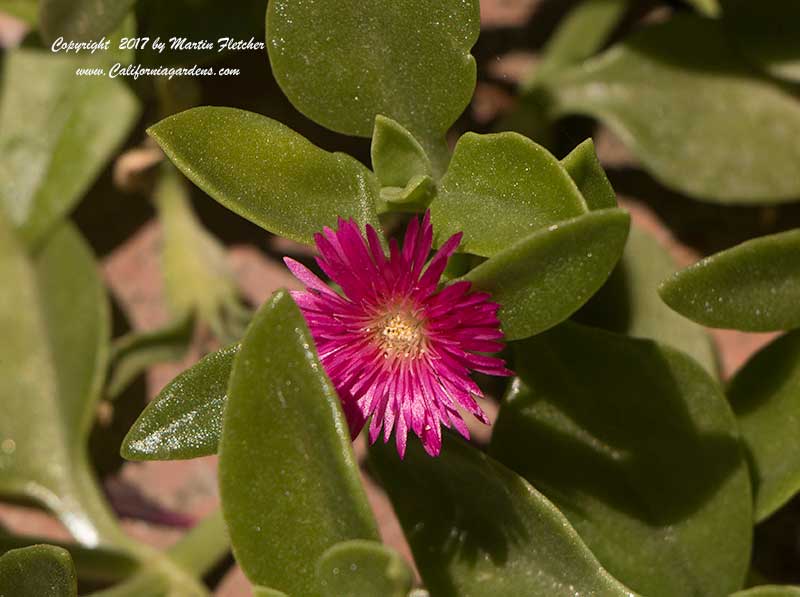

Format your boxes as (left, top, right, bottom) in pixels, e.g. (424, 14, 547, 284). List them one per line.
(370, 310, 426, 358)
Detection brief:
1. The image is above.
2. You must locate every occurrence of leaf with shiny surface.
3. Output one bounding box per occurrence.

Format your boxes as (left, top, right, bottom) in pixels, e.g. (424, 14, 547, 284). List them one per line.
(491, 323, 752, 597)
(369, 436, 638, 597)
(729, 331, 800, 521)
(659, 229, 800, 332)
(371, 115, 432, 188)
(317, 540, 413, 597)
(464, 208, 629, 340)
(267, 0, 478, 166)
(561, 138, 617, 210)
(219, 291, 378, 596)
(548, 16, 800, 203)
(148, 107, 380, 245)
(122, 344, 238, 461)
(0, 545, 77, 597)
(0, 49, 139, 248)
(432, 132, 587, 257)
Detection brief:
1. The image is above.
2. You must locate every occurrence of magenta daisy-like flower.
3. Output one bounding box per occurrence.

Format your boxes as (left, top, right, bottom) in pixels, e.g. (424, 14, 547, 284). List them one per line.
(284, 211, 512, 458)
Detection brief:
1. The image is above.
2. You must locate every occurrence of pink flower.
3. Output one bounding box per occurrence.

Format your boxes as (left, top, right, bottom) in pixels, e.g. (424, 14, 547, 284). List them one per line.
(284, 211, 512, 457)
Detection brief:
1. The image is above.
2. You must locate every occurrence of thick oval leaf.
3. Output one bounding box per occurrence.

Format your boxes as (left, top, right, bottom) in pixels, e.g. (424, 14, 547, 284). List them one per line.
(369, 435, 638, 597)
(0, 215, 122, 546)
(576, 225, 717, 375)
(148, 107, 380, 245)
(379, 174, 436, 214)
(659, 229, 800, 332)
(0, 534, 136, 586)
(548, 16, 800, 203)
(491, 323, 752, 597)
(122, 344, 238, 461)
(0, 545, 76, 597)
(733, 588, 800, 597)
(316, 540, 413, 597)
(723, 0, 800, 83)
(729, 331, 800, 521)
(219, 291, 378, 596)
(0, 49, 140, 249)
(40, 0, 136, 43)
(432, 132, 588, 257)
(267, 0, 478, 159)
(371, 115, 432, 189)
(561, 138, 617, 211)
(464, 208, 629, 340)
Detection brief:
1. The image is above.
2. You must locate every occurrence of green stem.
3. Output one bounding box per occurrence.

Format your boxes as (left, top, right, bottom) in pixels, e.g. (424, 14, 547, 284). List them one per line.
(61, 454, 213, 595)
(167, 510, 229, 578)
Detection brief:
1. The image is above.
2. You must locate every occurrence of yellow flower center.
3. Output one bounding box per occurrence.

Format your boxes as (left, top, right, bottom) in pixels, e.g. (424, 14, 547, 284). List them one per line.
(371, 310, 426, 359)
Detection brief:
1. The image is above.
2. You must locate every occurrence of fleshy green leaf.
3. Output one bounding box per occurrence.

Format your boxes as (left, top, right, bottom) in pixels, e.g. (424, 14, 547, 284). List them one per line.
(576, 225, 717, 375)
(491, 322, 752, 597)
(0, 545, 77, 597)
(266, 0, 478, 170)
(148, 107, 380, 245)
(732, 588, 800, 597)
(371, 115, 432, 188)
(723, 0, 800, 82)
(316, 540, 413, 597)
(0, 214, 124, 547)
(369, 435, 638, 597)
(547, 15, 800, 203)
(659, 229, 800, 332)
(561, 138, 617, 210)
(39, 0, 136, 43)
(432, 132, 588, 257)
(0, 534, 136, 586)
(219, 291, 378, 596)
(107, 314, 194, 400)
(0, 48, 140, 249)
(122, 344, 238, 461)
(464, 208, 629, 340)
(728, 331, 800, 521)
(529, 0, 629, 85)
(379, 175, 436, 214)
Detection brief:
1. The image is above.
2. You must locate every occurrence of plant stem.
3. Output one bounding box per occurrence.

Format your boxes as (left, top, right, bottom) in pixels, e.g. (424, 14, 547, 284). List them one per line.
(167, 510, 230, 578)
